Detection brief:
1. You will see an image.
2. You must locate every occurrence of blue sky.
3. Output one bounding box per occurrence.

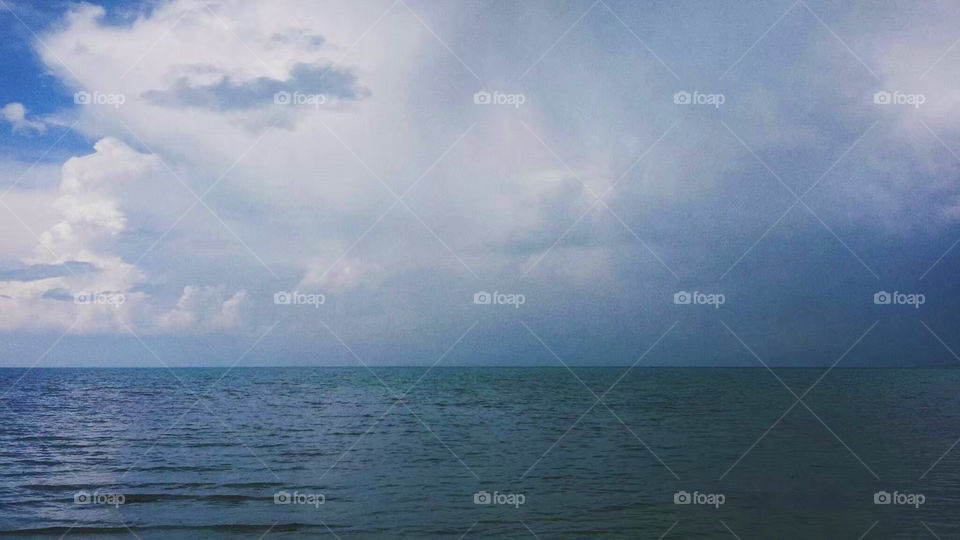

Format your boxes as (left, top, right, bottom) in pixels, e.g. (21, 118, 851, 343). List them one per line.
(1, 0, 959, 367)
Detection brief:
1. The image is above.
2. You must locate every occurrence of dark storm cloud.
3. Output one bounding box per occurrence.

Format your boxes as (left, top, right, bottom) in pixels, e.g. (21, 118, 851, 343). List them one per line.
(142, 62, 370, 111)
(0, 261, 98, 281)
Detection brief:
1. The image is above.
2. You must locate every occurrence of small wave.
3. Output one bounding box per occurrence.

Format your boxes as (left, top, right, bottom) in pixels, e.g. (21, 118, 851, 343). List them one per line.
(22, 483, 94, 492)
(121, 493, 262, 503)
(130, 465, 234, 472)
(220, 482, 284, 488)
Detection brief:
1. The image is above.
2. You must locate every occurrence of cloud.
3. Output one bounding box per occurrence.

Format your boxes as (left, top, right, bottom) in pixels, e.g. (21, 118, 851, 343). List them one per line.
(299, 257, 385, 292)
(156, 286, 249, 332)
(0, 261, 98, 281)
(1, 103, 47, 134)
(4, 0, 960, 366)
(28, 0, 599, 279)
(0, 137, 248, 334)
(142, 62, 370, 111)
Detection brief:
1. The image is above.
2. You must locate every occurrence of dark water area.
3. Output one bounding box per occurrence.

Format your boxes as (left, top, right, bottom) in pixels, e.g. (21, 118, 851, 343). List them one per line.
(1, 367, 958, 538)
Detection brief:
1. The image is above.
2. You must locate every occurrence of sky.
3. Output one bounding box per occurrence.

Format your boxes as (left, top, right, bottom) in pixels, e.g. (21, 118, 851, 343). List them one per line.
(0, 0, 959, 367)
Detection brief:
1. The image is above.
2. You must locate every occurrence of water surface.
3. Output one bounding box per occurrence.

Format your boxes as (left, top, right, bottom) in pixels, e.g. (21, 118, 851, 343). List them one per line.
(1, 367, 957, 538)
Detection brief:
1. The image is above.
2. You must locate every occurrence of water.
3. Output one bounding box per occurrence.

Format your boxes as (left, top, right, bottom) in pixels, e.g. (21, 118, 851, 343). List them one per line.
(1, 367, 958, 538)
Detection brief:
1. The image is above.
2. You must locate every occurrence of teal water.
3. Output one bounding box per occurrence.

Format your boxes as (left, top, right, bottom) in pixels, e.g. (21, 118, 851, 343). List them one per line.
(1, 367, 958, 538)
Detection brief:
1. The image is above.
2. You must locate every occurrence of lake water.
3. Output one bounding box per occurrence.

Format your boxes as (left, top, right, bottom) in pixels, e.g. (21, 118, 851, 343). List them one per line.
(1, 367, 958, 538)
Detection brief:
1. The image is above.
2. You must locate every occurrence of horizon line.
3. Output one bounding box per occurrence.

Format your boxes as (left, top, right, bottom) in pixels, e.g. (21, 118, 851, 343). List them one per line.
(0, 365, 957, 369)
